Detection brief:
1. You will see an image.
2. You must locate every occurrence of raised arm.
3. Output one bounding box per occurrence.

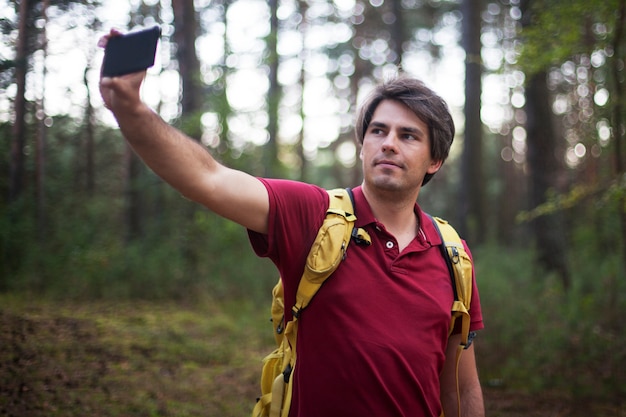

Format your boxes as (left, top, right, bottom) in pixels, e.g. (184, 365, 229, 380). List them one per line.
(98, 30, 269, 233)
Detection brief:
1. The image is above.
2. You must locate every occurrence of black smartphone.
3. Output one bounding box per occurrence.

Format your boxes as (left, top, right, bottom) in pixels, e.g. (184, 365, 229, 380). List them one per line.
(102, 26, 161, 77)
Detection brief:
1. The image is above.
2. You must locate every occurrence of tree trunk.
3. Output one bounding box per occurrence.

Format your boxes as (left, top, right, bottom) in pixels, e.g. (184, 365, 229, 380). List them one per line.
(265, 0, 280, 177)
(525, 71, 571, 290)
(123, 144, 143, 243)
(520, 0, 571, 290)
(610, 0, 626, 271)
(297, 0, 309, 183)
(83, 62, 95, 196)
(459, 0, 486, 244)
(9, 0, 32, 203)
(36, 0, 49, 240)
(172, 0, 202, 132)
(388, 0, 404, 67)
(496, 144, 526, 245)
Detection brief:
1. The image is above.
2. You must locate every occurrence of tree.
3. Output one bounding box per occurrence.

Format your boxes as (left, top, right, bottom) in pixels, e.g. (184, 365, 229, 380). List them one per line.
(459, 0, 486, 244)
(264, 0, 280, 177)
(387, 0, 405, 67)
(525, 69, 571, 289)
(520, 0, 571, 289)
(35, 0, 50, 238)
(172, 0, 203, 123)
(610, 0, 626, 265)
(9, 0, 33, 203)
(516, 0, 626, 287)
(82, 49, 96, 196)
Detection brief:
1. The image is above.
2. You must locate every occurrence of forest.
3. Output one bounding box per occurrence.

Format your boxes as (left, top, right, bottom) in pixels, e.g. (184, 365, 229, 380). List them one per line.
(1, 0, 625, 415)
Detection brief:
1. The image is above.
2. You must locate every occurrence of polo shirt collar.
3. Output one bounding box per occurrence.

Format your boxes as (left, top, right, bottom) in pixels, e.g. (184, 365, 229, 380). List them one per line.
(350, 186, 443, 247)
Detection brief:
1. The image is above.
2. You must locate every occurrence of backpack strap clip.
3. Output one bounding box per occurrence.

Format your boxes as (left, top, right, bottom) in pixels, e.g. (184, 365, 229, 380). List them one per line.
(351, 227, 372, 246)
(464, 331, 477, 350)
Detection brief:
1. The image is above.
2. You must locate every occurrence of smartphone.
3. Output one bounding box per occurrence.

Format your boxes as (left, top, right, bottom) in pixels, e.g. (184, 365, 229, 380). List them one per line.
(102, 26, 161, 77)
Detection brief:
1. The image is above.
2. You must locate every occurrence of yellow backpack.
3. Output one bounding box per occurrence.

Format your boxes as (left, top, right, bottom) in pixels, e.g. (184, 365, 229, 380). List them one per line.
(251, 188, 474, 417)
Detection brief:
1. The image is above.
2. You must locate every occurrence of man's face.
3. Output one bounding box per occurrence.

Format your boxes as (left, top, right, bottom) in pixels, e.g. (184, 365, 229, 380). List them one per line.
(360, 99, 442, 193)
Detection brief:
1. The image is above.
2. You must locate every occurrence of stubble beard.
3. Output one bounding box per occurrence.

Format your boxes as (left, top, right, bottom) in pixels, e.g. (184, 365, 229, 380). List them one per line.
(365, 164, 424, 198)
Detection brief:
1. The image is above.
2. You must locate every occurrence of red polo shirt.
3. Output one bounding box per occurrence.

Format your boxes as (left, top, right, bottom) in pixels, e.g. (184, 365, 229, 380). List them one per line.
(248, 179, 483, 417)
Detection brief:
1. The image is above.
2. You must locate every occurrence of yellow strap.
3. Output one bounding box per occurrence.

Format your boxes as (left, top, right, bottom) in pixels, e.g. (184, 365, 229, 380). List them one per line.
(431, 216, 473, 417)
(293, 189, 357, 315)
(269, 189, 359, 417)
(433, 217, 472, 346)
(252, 393, 271, 417)
(454, 344, 464, 417)
(280, 361, 295, 417)
(269, 373, 285, 417)
(262, 189, 370, 417)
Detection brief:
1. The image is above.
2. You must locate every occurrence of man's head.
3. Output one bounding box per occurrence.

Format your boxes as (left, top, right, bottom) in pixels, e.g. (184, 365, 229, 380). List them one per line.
(355, 76, 455, 186)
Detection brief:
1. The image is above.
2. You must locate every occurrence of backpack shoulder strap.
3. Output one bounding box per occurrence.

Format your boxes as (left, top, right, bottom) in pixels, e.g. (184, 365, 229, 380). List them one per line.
(292, 188, 370, 317)
(427, 215, 474, 349)
(256, 189, 370, 417)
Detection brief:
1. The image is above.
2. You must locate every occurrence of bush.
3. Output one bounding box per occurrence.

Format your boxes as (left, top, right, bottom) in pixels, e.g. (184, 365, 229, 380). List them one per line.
(474, 236, 625, 407)
(1, 191, 276, 302)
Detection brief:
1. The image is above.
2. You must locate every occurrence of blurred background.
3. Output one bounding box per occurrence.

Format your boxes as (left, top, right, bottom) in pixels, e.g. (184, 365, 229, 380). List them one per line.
(0, 0, 625, 415)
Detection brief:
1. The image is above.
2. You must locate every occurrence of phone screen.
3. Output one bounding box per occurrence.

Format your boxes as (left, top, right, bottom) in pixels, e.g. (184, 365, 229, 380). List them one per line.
(102, 26, 161, 77)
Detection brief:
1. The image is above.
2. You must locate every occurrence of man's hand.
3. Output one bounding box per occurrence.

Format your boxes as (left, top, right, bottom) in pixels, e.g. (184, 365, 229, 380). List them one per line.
(94, 28, 270, 234)
(98, 29, 147, 115)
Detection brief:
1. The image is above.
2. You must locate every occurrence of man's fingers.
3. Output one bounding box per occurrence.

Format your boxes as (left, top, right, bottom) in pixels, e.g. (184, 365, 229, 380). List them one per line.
(97, 28, 124, 48)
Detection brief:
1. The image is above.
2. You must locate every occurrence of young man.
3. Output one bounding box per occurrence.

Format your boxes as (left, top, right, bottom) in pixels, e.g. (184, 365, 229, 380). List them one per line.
(99, 29, 484, 417)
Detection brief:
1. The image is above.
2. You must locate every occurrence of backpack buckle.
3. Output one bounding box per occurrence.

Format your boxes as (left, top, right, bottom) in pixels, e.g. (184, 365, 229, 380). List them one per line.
(351, 227, 371, 246)
(275, 315, 285, 335)
(283, 363, 293, 383)
(463, 331, 477, 350)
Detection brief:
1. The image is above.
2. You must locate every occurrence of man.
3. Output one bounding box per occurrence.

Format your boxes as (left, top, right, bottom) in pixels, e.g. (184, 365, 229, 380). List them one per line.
(99, 29, 484, 417)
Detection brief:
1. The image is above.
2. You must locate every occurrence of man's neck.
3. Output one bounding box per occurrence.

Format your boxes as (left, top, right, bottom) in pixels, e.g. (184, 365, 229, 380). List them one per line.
(361, 184, 421, 249)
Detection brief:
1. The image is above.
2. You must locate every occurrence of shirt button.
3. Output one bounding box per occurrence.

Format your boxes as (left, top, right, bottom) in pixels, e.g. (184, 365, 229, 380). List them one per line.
(386, 241, 394, 249)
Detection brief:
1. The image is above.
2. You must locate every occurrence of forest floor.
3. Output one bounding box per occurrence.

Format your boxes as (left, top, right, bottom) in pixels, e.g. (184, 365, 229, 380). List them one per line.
(0, 295, 623, 417)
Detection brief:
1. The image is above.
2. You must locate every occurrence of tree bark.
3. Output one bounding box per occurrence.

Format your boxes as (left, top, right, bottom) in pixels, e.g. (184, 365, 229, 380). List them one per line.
(610, 0, 626, 270)
(265, 0, 280, 177)
(83, 62, 95, 196)
(123, 143, 143, 243)
(9, 0, 32, 203)
(388, 0, 404, 67)
(172, 0, 202, 127)
(520, 0, 571, 290)
(36, 0, 49, 240)
(459, 0, 486, 244)
(525, 71, 571, 290)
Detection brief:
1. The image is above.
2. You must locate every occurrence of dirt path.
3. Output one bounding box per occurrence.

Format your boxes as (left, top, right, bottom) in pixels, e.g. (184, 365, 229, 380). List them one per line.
(483, 386, 626, 416)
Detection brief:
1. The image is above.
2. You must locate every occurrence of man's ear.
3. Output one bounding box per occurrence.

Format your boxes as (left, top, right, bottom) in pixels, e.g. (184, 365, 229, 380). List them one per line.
(427, 159, 443, 174)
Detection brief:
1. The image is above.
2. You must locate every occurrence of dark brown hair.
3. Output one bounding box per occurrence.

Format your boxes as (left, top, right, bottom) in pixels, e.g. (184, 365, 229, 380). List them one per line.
(355, 76, 455, 185)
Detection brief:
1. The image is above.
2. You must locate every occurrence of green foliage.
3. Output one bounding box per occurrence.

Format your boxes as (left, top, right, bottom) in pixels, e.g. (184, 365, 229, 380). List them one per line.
(1, 178, 276, 302)
(519, 0, 620, 75)
(516, 183, 602, 223)
(475, 219, 626, 405)
(0, 109, 277, 301)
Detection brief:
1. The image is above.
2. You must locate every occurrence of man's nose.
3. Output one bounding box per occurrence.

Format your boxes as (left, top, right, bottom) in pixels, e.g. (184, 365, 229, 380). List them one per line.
(381, 133, 399, 153)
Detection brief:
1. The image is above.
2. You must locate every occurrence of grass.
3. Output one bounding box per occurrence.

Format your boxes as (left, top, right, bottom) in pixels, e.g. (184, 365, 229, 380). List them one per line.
(1, 291, 624, 417)
(0, 294, 274, 417)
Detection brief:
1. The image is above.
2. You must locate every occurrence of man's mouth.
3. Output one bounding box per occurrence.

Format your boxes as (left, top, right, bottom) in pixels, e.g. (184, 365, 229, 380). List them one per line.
(375, 159, 402, 169)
